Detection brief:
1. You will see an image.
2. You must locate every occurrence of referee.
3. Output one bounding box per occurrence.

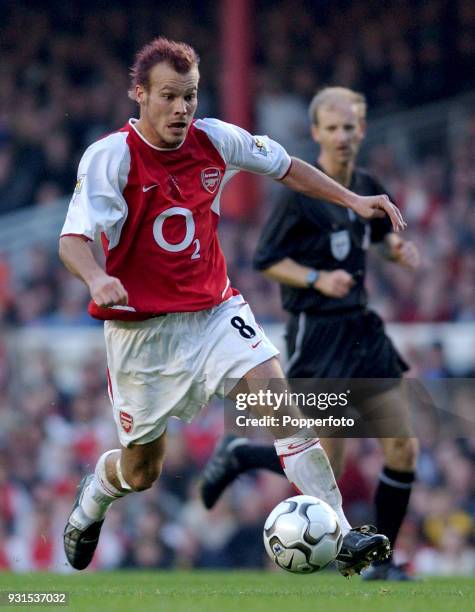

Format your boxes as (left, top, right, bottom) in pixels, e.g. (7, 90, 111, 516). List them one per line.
(201, 87, 420, 580)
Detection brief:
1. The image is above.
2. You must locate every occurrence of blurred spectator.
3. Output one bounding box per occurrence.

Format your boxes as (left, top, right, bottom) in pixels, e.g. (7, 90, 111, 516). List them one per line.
(414, 528, 475, 576)
(420, 342, 454, 379)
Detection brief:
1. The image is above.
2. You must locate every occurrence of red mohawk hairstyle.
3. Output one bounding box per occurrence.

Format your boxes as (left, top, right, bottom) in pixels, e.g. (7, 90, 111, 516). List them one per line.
(128, 37, 200, 99)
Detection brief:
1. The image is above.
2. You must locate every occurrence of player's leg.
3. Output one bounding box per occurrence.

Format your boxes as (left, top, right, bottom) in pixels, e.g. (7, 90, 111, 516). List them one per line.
(236, 357, 349, 526)
(200, 302, 348, 508)
(320, 438, 347, 480)
(64, 317, 178, 570)
(200, 435, 346, 510)
(104, 433, 167, 492)
(200, 435, 281, 509)
(64, 433, 167, 570)
(239, 357, 390, 576)
(204, 296, 389, 575)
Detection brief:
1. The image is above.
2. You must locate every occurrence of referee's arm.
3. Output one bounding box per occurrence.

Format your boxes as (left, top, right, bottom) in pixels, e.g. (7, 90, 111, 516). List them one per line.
(369, 176, 420, 270)
(263, 258, 354, 298)
(380, 233, 420, 270)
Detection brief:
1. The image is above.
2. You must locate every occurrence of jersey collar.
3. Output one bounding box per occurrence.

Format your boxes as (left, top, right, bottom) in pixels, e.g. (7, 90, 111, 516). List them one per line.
(128, 118, 188, 151)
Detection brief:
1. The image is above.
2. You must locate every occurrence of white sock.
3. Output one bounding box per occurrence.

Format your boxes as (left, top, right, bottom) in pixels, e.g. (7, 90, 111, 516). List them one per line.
(274, 435, 352, 535)
(71, 450, 131, 527)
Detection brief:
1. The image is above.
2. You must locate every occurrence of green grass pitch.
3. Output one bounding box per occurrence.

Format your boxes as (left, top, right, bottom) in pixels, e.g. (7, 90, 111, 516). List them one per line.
(0, 571, 473, 612)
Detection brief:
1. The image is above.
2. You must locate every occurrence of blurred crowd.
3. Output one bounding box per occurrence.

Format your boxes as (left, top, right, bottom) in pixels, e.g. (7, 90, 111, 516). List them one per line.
(0, 0, 474, 323)
(1, 0, 473, 211)
(0, 345, 474, 574)
(360, 119, 475, 324)
(0, 0, 474, 576)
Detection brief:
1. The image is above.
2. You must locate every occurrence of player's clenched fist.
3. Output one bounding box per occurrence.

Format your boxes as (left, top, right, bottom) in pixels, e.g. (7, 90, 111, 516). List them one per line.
(88, 274, 129, 308)
(314, 270, 355, 298)
(352, 194, 406, 232)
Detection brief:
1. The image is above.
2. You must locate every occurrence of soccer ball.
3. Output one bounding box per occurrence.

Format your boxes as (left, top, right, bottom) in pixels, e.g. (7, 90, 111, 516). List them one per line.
(263, 495, 343, 573)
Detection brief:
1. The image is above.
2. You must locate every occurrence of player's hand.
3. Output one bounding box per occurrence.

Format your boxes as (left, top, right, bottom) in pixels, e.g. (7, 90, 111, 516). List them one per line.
(88, 274, 129, 308)
(351, 194, 406, 232)
(314, 270, 355, 298)
(387, 235, 420, 269)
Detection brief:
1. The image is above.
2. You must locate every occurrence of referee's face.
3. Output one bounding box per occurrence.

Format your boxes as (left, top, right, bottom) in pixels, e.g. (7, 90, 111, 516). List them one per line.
(311, 102, 363, 164)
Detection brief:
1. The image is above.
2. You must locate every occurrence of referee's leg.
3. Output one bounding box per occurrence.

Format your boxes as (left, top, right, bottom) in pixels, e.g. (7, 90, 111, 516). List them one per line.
(359, 383, 418, 562)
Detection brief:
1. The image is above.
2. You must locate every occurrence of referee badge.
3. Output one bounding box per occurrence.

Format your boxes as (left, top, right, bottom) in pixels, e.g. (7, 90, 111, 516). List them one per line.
(330, 230, 351, 261)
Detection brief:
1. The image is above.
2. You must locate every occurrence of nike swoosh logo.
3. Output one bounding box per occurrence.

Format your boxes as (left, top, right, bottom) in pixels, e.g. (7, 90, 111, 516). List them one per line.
(81, 537, 99, 544)
(337, 551, 353, 560)
(287, 440, 318, 451)
(143, 184, 159, 192)
(251, 340, 262, 349)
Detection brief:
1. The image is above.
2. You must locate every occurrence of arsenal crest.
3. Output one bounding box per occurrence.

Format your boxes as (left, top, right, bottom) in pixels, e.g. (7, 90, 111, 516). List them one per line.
(201, 167, 222, 194)
(119, 411, 133, 433)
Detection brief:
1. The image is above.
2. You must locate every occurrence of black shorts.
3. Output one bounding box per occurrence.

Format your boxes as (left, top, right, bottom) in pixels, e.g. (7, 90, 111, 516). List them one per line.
(285, 308, 408, 380)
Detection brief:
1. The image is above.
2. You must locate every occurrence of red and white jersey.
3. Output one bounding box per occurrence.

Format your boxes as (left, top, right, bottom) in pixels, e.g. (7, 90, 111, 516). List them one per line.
(61, 118, 291, 320)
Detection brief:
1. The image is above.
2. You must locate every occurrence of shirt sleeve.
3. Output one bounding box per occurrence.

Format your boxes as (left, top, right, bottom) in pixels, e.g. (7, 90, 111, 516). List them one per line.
(253, 192, 302, 270)
(60, 132, 130, 246)
(194, 118, 292, 179)
(368, 176, 394, 243)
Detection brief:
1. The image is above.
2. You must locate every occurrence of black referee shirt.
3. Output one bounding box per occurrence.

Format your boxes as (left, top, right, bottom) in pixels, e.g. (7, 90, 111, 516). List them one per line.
(253, 165, 393, 314)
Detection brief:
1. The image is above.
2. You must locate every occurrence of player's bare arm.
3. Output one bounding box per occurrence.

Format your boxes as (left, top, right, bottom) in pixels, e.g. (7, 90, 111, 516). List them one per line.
(382, 233, 420, 269)
(263, 257, 354, 298)
(59, 236, 128, 307)
(280, 157, 406, 232)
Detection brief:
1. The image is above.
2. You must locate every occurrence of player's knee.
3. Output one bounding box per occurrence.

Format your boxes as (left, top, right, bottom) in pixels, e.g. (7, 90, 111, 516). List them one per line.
(126, 462, 162, 492)
(385, 437, 418, 471)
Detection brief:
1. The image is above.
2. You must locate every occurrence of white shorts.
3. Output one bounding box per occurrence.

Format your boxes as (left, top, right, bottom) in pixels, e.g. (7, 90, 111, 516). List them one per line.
(104, 294, 279, 446)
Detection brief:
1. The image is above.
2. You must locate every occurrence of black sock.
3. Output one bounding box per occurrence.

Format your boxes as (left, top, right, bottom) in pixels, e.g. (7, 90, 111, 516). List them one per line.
(234, 443, 284, 475)
(374, 466, 415, 563)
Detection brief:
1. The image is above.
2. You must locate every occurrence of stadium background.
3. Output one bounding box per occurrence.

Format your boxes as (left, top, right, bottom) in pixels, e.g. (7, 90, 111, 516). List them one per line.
(0, 0, 474, 575)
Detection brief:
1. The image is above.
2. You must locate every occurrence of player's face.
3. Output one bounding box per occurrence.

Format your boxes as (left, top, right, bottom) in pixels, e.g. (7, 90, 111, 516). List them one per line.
(136, 62, 199, 148)
(311, 103, 363, 164)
